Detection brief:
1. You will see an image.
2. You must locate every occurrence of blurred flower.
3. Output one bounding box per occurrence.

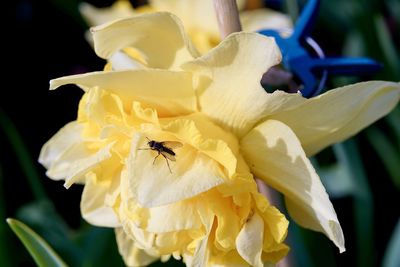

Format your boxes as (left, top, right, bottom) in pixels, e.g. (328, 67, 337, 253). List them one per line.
(40, 12, 400, 267)
(79, 0, 291, 53)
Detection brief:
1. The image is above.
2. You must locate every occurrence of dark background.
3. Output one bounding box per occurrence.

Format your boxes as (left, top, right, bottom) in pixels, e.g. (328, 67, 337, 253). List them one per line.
(2, 0, 399, 266)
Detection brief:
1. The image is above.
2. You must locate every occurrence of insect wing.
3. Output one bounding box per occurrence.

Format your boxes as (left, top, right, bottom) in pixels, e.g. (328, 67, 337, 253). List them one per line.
(161, 141, 183, 149)
(161, 151, 177, 161)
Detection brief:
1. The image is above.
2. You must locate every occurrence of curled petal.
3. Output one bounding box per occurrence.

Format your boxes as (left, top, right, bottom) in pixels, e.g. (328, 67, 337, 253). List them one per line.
(241, 120, 345, 252)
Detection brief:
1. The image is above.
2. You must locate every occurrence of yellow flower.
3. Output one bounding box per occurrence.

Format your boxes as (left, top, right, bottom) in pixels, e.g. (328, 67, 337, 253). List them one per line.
(40, 13, 400, 267)
(79, 0, 292, 53)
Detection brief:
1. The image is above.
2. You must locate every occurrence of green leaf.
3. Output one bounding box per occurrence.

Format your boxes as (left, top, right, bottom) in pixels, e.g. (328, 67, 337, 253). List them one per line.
(318, 163, 355, 198)
(385, 107, 400, 149)
(289, 222, 335, 267)
(75, 225, 124, 267)
(7, 218, 68, 267)
(385, 0, 400, 25)
(365, 126, 400, 189)
(288, 223, 317, 267)
(333, 141, 375, 267)
(383, 218, 400, 267)
(373, 14, 400, 79)
(0, 108, 47, 201)
(16, 201, 83, 266)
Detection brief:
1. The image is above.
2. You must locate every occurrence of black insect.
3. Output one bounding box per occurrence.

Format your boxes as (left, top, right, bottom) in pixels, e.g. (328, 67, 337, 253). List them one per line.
(138, 137, 183, 173)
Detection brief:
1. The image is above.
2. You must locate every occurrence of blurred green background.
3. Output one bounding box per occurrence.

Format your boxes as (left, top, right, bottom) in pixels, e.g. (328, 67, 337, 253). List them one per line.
(2, 0, 399, 266)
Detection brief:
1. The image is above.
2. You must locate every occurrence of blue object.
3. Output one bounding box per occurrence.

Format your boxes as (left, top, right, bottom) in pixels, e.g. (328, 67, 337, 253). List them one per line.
(259, 0, 382, 97)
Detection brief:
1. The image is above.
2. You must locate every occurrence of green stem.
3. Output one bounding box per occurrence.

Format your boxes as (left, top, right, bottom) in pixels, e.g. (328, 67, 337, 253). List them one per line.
(0, 109, 47, 201)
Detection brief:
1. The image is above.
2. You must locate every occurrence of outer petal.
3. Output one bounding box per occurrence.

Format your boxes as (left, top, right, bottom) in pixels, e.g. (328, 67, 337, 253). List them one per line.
(91, 12, 200, 69)
(182, 32, 304, 137)
(270, 81, 400, 156)
(50, 69, 197, 117)
(241, 9, 292, 32)
(240, 120, 345, 252)
(81, 172, 120, 227)
(236, 213, 264, 267)
(127, 133, 225, 207)
(80, 1, 136, 27)
(115, 228, 158, 267)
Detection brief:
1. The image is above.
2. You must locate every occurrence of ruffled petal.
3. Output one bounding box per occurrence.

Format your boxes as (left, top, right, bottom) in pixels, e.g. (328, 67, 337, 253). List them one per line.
(63, 142, 115, 188)
(91, 12, 200, 69)
(80, 172, 120, 227)
(182, 32, 302, 137)
(270, 81, 400, 156)
(236, 213, 264, 267)
(184, 215, 214, 267)
(253, 193, 288, 245)
(39, 122, 114, 188)
(203, 190, 240, 252)
(50, 69, 197, 117)
(127, 133, 225, 207)
(115, 228, 158, 267)
(145, 201, 203, 233)
(240, 120, 345, 252)
(161, 114, 239, 177)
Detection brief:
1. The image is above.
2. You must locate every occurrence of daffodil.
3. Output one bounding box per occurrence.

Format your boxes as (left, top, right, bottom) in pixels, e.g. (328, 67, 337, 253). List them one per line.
(40, 12, 400, 267)
(80, 0, 292, 53)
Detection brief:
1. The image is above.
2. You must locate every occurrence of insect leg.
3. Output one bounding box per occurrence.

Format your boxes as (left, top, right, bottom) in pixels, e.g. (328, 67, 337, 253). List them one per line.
(153, 151, 161, 165)
(162, 154, 172, 173)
